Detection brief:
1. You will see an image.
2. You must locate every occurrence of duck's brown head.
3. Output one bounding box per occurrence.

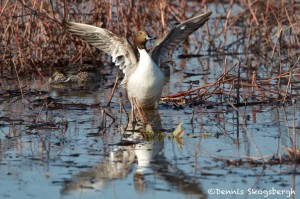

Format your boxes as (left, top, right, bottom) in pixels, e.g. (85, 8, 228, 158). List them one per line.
(134, 31, 154, 50)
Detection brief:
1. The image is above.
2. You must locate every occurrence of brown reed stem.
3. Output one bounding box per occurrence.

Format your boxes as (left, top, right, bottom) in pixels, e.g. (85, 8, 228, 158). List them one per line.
(107, 73, 120, 107)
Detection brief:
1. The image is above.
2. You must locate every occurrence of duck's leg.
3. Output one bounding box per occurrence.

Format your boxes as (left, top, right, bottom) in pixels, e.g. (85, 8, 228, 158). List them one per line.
(130, 97, 147, 124)
(130, 97, 137, 125)
(135, 100, 147, 124)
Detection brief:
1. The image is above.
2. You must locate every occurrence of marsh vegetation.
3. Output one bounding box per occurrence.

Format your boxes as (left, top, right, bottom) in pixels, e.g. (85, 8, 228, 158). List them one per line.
(1, 1, 299, 199)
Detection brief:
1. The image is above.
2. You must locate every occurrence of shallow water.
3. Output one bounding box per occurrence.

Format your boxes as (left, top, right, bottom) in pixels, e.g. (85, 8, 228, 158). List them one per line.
(1, 2, 300, 199)
(1, 54, 299, 199)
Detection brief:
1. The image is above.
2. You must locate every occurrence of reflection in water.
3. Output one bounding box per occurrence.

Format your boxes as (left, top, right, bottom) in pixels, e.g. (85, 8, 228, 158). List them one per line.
(61, 110, 205, 198)
(50, 81, 102, 98)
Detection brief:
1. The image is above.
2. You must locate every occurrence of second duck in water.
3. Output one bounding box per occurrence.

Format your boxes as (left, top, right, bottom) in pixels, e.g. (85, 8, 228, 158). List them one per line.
(49, 63, 102, 84)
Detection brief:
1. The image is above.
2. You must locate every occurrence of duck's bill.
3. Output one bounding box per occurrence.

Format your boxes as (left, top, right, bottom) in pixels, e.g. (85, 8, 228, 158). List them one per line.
(146, 35, 156, 40)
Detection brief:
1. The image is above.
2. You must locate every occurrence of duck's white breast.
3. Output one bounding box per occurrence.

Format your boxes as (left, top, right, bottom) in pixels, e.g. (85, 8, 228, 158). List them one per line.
(127, 49, 164, 109)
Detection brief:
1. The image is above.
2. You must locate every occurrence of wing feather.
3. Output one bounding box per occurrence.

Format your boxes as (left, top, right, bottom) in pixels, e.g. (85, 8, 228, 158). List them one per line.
(64, 21, 138, 84)
(151, 11, 212, 64)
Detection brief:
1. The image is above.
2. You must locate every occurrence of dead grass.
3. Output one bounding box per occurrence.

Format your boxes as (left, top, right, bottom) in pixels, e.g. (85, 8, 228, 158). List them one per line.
(1, 1, 298, 75)
(0, 0, 205, 75)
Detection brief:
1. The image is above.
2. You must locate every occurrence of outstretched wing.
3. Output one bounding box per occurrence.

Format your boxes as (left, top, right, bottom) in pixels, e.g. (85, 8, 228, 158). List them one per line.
(151, 11, 212, 64)
(64, 21, 138, 84)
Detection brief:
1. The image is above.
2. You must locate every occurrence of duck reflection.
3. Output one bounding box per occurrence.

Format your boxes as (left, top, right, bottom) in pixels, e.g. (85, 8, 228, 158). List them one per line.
(61, 110, 205, 198)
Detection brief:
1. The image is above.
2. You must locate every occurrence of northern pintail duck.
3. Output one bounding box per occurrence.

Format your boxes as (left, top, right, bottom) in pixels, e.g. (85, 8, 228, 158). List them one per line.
(49, 63, 102, 84)
(64, 11, 212, 109)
